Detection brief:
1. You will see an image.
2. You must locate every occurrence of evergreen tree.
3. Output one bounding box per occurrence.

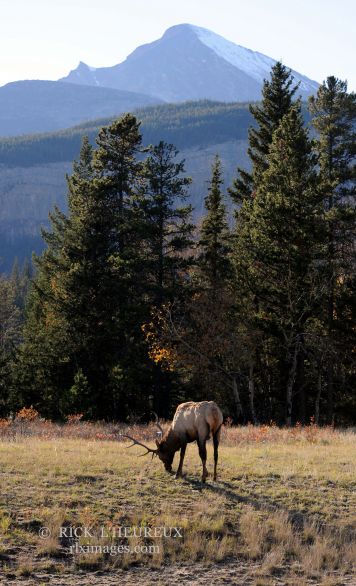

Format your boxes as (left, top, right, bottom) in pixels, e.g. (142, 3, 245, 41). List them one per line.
(93, 116, 151, 410)
(94, 113, 143, 256)
(309, 77, 356, 422)
(140, 141, 193, 304)
(139, 141, 194, 415)
(10, 258, 20, 305)
(14, 115, 147, 419)
(229, 61, 299, 204)
(233, 103, 321, 424)
(0, 276, 21, 415)
(9, 257, 31, 315)
(198, 156, 232, 290)
(228, 63, 300, 423)
(148, 157, 244, 418)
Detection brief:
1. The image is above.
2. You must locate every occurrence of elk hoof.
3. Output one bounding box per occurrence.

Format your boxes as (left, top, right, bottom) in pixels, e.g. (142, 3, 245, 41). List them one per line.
(175, 472, 182, 479)
(202, 470, 209, 483)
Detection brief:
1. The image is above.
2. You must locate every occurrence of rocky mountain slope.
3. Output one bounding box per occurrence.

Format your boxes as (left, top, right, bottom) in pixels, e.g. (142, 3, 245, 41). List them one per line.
(62, 24, 319, 102)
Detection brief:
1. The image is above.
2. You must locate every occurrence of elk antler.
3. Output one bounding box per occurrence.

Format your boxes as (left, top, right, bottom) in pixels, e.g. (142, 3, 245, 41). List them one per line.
(152, 412, 164, 436)
(121, 434, 158, 458)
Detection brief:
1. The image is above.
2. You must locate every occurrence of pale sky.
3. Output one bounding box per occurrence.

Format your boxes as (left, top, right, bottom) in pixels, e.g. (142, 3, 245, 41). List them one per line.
(0, 0, 355, 90)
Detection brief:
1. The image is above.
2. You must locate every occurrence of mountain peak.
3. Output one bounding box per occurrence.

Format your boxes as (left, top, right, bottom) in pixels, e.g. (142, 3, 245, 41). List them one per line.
(61, 24, 319, 101)
(162, 23, 196, 36)
(77, 61, 96, 72)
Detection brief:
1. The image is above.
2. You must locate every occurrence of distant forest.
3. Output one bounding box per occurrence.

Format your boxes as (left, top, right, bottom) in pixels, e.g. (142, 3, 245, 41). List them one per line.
(0, 101, 256, 166)
(0, 65, 355, 427)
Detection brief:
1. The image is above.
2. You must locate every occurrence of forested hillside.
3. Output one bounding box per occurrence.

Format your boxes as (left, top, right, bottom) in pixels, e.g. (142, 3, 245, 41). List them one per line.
(0, 100, 313, 271)
(0, 101, 254, 166)
(0, 101, 254, 270)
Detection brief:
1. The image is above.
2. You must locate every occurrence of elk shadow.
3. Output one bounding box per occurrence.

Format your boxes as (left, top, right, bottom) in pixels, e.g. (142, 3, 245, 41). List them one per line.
(181, 475, 306, 530)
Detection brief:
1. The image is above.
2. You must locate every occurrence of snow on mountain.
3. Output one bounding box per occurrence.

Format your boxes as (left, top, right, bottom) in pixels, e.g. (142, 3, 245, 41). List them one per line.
(191, 25, 275, 84)
(190, 25, 318, 93)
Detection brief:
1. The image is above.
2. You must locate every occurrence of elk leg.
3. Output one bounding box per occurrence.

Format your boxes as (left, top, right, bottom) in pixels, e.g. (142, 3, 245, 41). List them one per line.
(213, 432, 219, 481)
(175, 444, 186, 479)
(198, 441, 208, 483)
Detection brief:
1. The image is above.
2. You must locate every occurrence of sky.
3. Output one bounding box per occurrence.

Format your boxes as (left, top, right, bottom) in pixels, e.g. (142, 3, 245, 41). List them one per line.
(0, 0, 355, 90)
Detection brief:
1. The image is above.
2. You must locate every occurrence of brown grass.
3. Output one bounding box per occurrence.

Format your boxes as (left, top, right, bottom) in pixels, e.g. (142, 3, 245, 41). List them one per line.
(0, 418, 355, 584)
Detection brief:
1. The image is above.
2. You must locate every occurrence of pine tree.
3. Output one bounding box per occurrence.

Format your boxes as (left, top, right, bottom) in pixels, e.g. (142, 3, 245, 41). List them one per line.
(94, 113, 143, 256)
(198, 156, 232, 291)
(14, 116, 147, 419)
(12, 138, 92, 416)
(229, 61, 299, 204)
(309, 77, 356, 422)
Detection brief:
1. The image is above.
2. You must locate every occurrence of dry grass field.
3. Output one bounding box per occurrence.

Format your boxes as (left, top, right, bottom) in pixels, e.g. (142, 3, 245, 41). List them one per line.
(0, 417, 355, 585)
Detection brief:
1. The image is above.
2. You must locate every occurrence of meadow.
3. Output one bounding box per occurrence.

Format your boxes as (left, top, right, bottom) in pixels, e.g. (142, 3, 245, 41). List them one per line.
(0, 414, 355, 585)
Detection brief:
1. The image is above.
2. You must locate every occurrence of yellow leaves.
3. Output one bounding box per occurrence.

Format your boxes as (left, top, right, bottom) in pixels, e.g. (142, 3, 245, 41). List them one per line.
(148, 345, 176, 371)
(141, 322, 155, 340)
(141, 318, 177, 372)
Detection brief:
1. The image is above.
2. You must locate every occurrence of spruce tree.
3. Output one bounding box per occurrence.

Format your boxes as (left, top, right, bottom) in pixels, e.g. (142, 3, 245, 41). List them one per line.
(233, 102, 321, 424)
(140, 141, 193, 304)
(198, 156, 232, 291)
(94, 113, 143, 257)
(228, 63, 300, 422)
(309, 77, 356, 422)
(229, 61, 299, 204)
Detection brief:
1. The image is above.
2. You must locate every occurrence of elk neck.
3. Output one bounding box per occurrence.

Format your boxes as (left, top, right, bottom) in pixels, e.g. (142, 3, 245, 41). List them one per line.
(161, 426, 183, 453)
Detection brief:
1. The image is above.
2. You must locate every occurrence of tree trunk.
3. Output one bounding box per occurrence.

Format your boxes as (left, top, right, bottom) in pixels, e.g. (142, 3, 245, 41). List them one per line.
(286, 340, 299, 426)
(232, 376, 243, 421)
(248, 360, 257, 424)
(327, 358, 334, 425)
(326, 167, 335, 425)
(315, 368, 322, 425)
(298, 336, 306, 424)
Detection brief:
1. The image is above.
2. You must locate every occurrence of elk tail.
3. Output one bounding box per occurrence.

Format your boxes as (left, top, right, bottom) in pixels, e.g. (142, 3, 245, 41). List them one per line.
(214, 423, 223, 440)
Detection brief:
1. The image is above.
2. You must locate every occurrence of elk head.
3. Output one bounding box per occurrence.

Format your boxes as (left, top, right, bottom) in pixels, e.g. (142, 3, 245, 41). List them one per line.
(154, 436, 174, 472)
(121, 413, 174, 473)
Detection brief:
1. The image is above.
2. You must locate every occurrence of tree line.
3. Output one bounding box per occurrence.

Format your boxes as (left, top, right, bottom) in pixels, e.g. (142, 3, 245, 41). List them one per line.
(0, 101, 253, 167)
(1, 63, 355, 424)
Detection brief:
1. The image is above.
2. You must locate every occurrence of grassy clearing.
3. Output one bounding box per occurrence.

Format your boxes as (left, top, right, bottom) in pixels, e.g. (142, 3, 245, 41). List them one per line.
(0, 422, 355, 584)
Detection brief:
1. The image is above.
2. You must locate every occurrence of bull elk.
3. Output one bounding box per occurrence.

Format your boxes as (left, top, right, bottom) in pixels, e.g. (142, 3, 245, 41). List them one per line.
(122, 401, 223, 483)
